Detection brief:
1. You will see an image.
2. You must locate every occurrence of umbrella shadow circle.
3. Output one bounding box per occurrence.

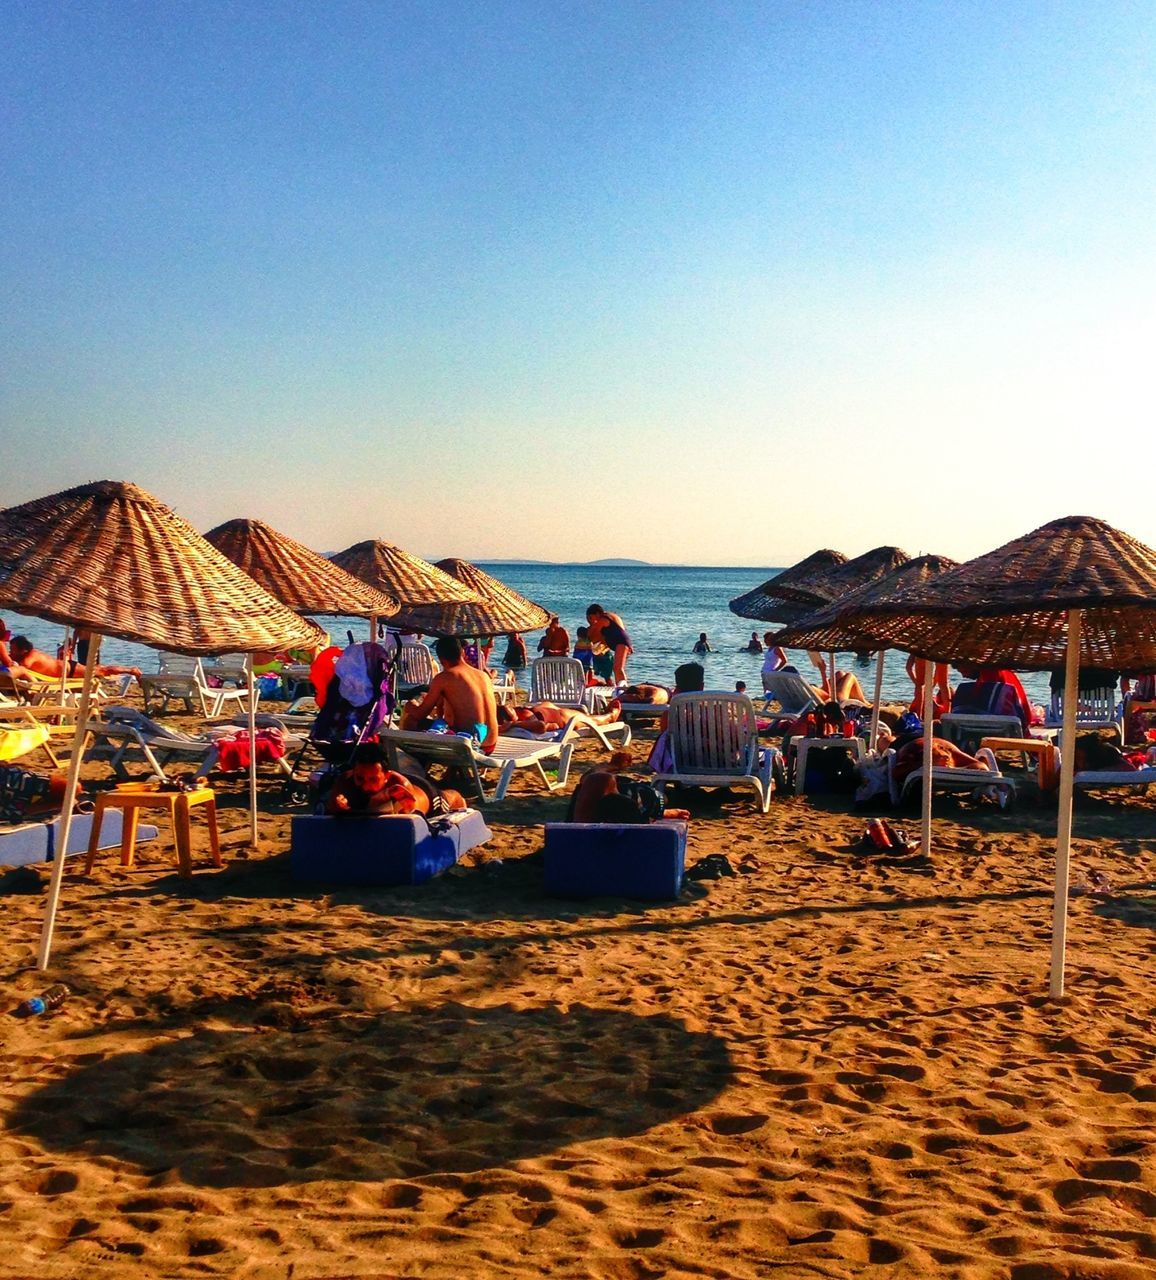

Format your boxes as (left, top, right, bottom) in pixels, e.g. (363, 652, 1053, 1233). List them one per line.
(14, 1003, 731, 1188)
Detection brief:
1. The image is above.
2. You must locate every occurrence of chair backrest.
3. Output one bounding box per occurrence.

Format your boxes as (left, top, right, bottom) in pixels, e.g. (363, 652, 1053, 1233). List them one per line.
(1049, 687, 1119, 725)
(157, 654, 201, 678)
(398, 643, 434, 686)
(531, 657, 586, 707)
(666, 693, 758, 776)
(761, 672, 818, 716)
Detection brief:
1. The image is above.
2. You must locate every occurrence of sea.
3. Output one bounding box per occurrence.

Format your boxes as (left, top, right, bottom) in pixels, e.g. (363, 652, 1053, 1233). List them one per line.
(1, 562, 1057, 708)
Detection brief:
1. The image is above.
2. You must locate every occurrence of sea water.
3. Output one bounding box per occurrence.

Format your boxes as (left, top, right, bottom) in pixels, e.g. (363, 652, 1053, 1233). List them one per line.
(2, 562, 1054, 708)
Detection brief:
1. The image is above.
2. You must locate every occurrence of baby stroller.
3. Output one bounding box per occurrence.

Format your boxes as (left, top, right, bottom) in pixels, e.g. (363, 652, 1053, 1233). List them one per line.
(282, 637, 399, 806)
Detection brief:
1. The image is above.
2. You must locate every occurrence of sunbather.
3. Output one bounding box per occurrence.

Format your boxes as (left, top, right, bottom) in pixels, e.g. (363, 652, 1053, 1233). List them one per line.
(400, 636, 500, 753)
(325, 742, 466, 815)
(497, 700, 622, 736)
(891, 736, 992, 788)
(8, 636, 141, 683)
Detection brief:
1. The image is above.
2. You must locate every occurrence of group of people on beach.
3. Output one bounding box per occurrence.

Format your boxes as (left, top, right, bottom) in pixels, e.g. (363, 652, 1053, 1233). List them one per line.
(0, 618, 141, 687)
(513, 603, 634, 685)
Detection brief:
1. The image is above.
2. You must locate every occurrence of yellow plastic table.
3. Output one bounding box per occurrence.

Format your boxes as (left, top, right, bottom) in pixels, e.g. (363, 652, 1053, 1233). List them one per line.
(84, 782, 222, 877)
(978, 737, 1059, 793)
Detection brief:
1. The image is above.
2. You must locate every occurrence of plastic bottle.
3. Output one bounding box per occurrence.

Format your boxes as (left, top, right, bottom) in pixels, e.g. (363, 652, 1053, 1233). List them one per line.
(17, 983, 69, 1017)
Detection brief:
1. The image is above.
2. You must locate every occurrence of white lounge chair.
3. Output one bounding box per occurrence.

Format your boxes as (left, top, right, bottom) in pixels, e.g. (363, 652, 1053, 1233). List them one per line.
(490, 669, 518, 706)
(651, 692, 778, 813)
(760, 671, 822, 719)
(397, 642, 436, 697)
(1073, 767, 1156, 793)
(200, 653, 249, 686)
(378, 727, 573, 803)
(140, 656, 256, 719)
(504, 710, 632, 755)
(1037, 686, 1122, 743)
(530, 656, 588, 710)
(886, 747, 1015, 809)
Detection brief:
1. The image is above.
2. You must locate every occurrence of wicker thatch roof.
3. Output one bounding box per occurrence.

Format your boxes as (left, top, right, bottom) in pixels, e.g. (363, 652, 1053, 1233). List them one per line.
(330, 539, 484, 616)
(403, 558, 551, 636)
(0, 481, 325, 655)
(769, 545, 911, 607)
(205, 518, 399, 619)
(729, 549, 847, 623)
(769, 554, 959, 652)
(830, 516, 1156, 671)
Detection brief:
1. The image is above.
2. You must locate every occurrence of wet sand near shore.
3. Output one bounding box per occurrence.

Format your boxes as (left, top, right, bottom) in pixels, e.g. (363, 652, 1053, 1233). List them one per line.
(2, 718, 1155, 1279)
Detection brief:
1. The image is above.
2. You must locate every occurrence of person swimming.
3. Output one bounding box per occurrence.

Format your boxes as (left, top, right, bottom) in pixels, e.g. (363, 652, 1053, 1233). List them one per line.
(692, 633, 712, 655)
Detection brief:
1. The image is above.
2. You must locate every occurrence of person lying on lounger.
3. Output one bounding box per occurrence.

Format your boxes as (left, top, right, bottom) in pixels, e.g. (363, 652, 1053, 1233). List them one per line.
(326, 743, 466, 816)
(496, 700, 622, 736)
(7, 636, 141, 684)
(891, 736, 992, 788)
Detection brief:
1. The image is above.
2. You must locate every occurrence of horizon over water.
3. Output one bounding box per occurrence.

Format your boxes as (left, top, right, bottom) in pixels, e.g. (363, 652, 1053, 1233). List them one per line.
(3, 562, 1057, 706)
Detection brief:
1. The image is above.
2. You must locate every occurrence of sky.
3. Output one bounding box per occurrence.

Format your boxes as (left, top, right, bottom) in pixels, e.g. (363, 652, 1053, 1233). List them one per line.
(2, 1, 1154, 568)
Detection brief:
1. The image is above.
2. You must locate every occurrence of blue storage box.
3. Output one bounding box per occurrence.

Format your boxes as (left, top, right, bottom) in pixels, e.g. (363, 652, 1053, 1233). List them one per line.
(290, 810, 492, 886)
(544, 821, 688, 901)
(0, 811, 160, 869)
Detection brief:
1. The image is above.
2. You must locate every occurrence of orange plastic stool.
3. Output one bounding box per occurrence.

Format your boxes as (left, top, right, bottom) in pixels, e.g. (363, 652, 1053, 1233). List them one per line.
(84, 782, 222, 876)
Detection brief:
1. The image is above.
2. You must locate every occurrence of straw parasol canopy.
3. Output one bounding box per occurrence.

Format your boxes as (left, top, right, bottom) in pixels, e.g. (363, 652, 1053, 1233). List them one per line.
(0, 481, 324, 655)
(769, 554, 959, 653)
(205, 518, 399, 620)
(828, 515, 1156, 1000)
(409, 558, 552, 636)
(827, 517, 1156, 671)
(330, 540, 483, 617)
(729, 549, 847, 623)
(768, 545, 911, 608)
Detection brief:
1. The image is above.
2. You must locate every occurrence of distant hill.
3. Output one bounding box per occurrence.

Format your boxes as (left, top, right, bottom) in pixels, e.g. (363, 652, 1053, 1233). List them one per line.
(476, 557, 653, 567)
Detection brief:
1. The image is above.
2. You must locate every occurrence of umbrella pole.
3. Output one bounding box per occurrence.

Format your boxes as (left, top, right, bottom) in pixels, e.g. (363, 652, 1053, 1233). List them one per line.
(247, 654, 258, 847)
(369, 614, 377, 643)
(869, 651, 885, 751)
(37, 634, 101, 971)
(59, 625, 71, 703)
(920, 660, 934, 856)
(1050, 608, 1082, 999)
(828, 651, 837, 700)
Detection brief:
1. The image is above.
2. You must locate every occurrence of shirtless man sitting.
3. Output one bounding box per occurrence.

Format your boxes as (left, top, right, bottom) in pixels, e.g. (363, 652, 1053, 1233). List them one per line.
(497, 700, 622, 736)
(400, 636, 500, 753)
(7, 636, 141, 684)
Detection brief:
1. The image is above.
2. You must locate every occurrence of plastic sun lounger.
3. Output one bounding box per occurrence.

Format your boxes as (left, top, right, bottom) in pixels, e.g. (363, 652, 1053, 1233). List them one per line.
(652, 692, 778, 813)
(886, 750, 1016, 809)
(504, 711, 632, 755)
(1073, 767, 1156, 792)
(377, 727, 573, 803)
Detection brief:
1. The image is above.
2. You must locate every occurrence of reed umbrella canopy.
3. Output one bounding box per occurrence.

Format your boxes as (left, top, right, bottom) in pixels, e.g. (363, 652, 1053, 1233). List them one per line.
(769, 554, 959, 653)
(0, 481, 324, 655)
(416, 558, 552, 636)
(768, 544, 911, 609)
(330, 540, 483, 613)
(729, 549, 847, 623)
(826, 517, 1156, 671)
(205, 518, 399, 620)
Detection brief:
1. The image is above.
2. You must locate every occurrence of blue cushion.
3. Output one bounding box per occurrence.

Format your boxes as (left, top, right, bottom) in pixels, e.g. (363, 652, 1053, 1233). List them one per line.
(0, 811, 160, 869)
(544, 821, 687, 901)
(290, 810, 492, 886)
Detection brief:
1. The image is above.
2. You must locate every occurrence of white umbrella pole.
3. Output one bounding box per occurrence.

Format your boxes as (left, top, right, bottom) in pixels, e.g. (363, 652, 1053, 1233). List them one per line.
(829, 651, 837, 700)
(869, 651, 885, 751)
(247, 654, 258, 846)
(920, 659, 935, 856)
(37, 634, 101, 971)
(1050, 608, 1082, 999)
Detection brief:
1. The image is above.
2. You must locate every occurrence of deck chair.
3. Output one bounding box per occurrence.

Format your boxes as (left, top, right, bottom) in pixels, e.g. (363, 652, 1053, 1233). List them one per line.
(140, 655, 206, 715)
(1038, 687, 1122, 742)
(0, 669, 91, 706)
(201, 653, 249, 686)
(490, 669, 518, 706)
(886, 748, 1015, 809)
(378, 727, 573, 803)
(1073, 767, 1156, 793)
(530, 657, 588, 710)
(504, 711, 632, 755)
(397, 642, 435, 697)
(85, 707, 221, 781)
(760, 671, 821, 719)
(0, 703, 84, 768)
(651, 692, 777, 813)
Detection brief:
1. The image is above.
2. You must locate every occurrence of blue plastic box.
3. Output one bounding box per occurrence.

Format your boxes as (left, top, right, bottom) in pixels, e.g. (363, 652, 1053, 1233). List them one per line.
(544, 821, 688, 901)
(290, 810, 492, 886)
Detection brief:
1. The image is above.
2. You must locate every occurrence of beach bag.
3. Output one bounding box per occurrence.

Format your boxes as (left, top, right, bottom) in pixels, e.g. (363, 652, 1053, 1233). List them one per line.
(802, 744, 858, 795)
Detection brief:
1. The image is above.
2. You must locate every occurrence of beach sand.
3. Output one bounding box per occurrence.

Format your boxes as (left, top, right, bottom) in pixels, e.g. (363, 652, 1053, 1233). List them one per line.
(2, 720, 1155, 1278)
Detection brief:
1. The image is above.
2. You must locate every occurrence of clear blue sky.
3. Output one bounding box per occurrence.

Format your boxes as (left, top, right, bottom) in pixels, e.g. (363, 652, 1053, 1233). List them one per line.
(2, 1, 1154, 566)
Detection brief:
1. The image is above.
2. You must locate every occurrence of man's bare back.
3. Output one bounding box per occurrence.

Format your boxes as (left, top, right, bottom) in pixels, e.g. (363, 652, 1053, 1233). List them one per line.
(410, 660, 499, 753)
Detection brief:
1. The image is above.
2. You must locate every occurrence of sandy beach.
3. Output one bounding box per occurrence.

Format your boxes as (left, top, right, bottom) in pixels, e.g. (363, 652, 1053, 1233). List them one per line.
(2, 716, 1155, 1280)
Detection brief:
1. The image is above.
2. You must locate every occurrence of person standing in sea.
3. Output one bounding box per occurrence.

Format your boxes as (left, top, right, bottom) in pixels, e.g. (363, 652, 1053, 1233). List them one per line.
(586, 603, 632, 685)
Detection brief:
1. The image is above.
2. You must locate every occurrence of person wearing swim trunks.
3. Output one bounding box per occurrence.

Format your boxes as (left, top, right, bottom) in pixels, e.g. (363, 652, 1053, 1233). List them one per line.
(497, 700, 622, 735)
(325, 743, 465, 815)
(401, 635, 500, 753)
(586, 604, 632, 685)
(537, 616, 570, 657)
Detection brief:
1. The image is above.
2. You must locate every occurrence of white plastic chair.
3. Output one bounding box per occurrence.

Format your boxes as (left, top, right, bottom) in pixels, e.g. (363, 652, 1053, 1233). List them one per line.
(760, 671, 821, 718)
(397, 642, 436, 695)
(652, 692, 777, 813)
(1039, 687, 1122, 742)
(530, 657, 587, 710)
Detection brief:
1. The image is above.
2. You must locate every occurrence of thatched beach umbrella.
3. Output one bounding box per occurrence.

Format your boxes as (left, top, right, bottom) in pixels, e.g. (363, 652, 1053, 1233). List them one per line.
(729, 549, 847, 624)
(771, 544, 912, 608)
(394, 558, 552, 638)
(330, 540, 484, 627)
(828, 515, 1156, 998)
(0, 480, 325, 970)
(205, 518, 400, 620)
